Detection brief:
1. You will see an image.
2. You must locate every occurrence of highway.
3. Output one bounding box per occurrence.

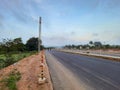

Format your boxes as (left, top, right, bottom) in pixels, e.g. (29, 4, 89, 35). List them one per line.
(45, 50, 120, 90)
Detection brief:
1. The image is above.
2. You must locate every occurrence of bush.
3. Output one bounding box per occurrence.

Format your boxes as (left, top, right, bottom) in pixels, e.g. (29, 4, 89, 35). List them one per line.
(0, 54, 15, 69)
(1, 70, 21, 90)
(4, 54, 15, 67)
(0, 51, 37, 70)
(0, 59, 5, 69)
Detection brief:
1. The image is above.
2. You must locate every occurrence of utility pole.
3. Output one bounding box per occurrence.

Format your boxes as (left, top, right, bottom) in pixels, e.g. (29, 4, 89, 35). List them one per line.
(38, 17, 41, 53)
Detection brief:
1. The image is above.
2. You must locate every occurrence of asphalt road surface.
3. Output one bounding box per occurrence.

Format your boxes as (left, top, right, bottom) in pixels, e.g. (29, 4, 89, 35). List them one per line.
(45, 50, 120, 90)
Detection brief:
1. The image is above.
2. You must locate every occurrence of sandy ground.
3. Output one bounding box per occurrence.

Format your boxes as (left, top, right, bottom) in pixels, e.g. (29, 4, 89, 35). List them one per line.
(60, 49, 120, 62)
(62, 49, 120, 54)
(82, 49, 120, 55)
(0, 52, 53, 90)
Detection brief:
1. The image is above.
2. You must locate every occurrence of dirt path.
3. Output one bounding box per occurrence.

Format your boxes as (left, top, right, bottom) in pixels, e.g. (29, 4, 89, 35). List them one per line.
(0, 53, 53, 90)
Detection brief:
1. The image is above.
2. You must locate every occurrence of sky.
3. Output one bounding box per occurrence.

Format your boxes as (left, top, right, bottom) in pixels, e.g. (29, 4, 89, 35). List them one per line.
(0, 0, 120, 46)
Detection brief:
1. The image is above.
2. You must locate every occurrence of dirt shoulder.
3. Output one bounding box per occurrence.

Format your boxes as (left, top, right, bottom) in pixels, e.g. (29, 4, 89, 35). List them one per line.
(0, 52, 53, 90)
(60, 50, 120, 62)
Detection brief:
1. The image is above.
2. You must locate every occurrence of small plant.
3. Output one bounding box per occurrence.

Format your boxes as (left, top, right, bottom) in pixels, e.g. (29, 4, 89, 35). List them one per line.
(0, 59, 4, 69)
(23, 54, 26, 58)
(4, 54, 15, 67)
(1, 69, 21, 90)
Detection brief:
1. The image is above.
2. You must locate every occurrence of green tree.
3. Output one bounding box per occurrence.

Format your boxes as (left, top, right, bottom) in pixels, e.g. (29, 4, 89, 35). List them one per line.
(104, 44, 110, 49)
(89, 41, 94, 49)
(94, 41, 102, 49)
(12, 38, 25, 52)
(26, 37, 44, 51)
(0, 38, 25, 54)
(89, 41, 93, 45)
(0, 39, 13, 53)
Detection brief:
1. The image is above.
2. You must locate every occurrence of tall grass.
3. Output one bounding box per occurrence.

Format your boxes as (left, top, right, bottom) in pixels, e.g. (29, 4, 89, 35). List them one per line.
(0, 51, 37, 69)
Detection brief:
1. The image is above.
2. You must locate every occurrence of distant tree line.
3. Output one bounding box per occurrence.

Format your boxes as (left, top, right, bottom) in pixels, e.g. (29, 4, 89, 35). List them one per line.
(64, 41, 120, 50)
(0, 37, 44, 54)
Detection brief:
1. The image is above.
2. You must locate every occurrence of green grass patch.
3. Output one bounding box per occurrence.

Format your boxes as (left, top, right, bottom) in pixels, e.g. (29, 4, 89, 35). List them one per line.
(0, 51, 37, 69)
(0, 54, 6, 60)
(0, 69, 21, 90)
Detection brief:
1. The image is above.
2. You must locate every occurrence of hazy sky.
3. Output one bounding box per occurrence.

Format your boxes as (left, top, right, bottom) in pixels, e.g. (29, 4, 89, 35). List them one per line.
(0, 0, 120, 46)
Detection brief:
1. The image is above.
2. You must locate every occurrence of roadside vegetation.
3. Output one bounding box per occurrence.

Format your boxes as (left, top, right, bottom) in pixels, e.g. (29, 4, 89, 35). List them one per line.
(0, 37, 44, 69)
(64, 41, 120, 50)
(0, 52, 36, 69)
(0, 69, 21, 90)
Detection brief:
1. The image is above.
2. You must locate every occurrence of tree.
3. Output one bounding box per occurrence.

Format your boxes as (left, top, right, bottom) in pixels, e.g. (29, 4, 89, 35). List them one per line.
(26, 37, 44, 51)
(12, 38, 25, 51)
(26, 37, 38, 51)
(104, 44, 110, 49)
(94, 41, 102, 49)
(0, 39, 13, 53)
(89, 41, 94, 49)
(0, 38, 25, 54)
(89, 41, 93, 45)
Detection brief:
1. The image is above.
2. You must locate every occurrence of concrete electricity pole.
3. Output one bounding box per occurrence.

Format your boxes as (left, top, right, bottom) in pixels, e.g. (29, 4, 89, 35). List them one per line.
(38, 17, 41, 53)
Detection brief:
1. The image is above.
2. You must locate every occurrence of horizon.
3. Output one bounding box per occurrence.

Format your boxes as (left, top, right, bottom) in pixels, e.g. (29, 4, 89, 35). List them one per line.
(0, 37, 120, 48)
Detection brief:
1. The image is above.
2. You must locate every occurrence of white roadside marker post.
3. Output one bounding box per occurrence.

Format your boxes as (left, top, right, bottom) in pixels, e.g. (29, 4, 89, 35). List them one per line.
(38, 50, 46, 84)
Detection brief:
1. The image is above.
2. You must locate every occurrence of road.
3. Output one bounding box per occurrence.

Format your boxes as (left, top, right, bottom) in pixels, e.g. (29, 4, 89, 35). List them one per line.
(45, 50, 120, 90)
